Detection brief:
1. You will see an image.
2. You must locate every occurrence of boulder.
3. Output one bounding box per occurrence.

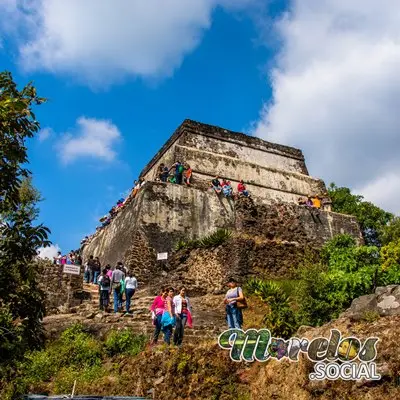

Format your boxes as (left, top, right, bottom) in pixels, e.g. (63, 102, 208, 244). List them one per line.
(342, 285, 400, 321)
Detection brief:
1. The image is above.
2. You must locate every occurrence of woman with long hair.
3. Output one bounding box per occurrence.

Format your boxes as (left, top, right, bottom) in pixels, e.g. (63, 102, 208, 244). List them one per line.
(173, 287, 192, 346)
(161, 287, 175, 345)
(150, 287, 168, 345)
(224, 277, 244, 329)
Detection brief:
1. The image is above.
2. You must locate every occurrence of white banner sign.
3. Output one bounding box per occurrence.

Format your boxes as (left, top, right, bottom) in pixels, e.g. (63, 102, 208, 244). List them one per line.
(157, 252, 168, 260)
(63, 265, 81, 275)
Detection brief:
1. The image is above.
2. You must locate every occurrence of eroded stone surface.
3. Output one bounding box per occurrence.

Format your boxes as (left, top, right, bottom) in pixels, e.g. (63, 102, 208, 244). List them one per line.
(343, 285, 400, 320)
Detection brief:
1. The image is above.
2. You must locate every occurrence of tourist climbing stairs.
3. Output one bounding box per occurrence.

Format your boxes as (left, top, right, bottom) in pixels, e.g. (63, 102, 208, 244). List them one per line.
(44, 283, 226, 345)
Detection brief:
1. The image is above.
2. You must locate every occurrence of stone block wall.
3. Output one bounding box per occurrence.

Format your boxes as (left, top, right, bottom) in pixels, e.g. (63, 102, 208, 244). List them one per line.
(82, 182, 236, 267)
(141, 119, 322, 201)
(173, 145, 325, 201)
(180, 130, 307, 174)
(234, 197, 363, 246)
(82, 182, 362, 290)
(38, 261, 85, 314)
(162, 237, 312, 294)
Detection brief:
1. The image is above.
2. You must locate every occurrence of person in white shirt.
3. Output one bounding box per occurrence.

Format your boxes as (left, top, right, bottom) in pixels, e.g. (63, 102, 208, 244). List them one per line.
(54, 251, 62, 265)
(173, 287, 192, 346)
(125, 271, 137, 314)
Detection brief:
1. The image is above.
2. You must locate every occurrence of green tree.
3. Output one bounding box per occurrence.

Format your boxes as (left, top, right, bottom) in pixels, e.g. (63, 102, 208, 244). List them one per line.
(296, 234, 379, 326)
(1, 176, 42, 222)
(0, 71, 50, 371)
(328, 183, 393, 246)
(379, 239, 400, 285)
(381, 217, 400, 245)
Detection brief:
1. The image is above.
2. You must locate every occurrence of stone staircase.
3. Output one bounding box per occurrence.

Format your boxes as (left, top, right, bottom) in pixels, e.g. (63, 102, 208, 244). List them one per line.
(44, 283, 227, 345)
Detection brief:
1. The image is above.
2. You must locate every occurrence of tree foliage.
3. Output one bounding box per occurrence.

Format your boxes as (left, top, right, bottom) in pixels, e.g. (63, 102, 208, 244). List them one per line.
(0, 71, 45, 214)
(245, 278, 298, 338)
(0, 71, 50, 372)
(296, 235, 380, 326)
(1, 176, 43, 222)
(328, 183, 393, 246)
(381, 217, 400, 246)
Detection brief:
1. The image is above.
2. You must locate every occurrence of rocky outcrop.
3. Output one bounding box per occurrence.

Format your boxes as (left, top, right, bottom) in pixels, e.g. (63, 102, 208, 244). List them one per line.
(341, 285, 400, 321)
(249, 314, 400, 400)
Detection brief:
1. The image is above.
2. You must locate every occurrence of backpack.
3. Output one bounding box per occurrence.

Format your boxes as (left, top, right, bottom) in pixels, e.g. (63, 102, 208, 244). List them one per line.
(178, 164, 184, 174)
(236, 287, 248, 309)
(101, 275, 110, 288)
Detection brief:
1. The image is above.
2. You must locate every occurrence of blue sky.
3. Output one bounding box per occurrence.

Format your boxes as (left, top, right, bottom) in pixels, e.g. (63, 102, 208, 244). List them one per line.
(1, 0, 399, 255)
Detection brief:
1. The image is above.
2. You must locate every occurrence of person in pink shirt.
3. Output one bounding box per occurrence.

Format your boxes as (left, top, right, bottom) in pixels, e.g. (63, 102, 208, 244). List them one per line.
(150, 287, 168, 345)
(105, 264, 113, 279)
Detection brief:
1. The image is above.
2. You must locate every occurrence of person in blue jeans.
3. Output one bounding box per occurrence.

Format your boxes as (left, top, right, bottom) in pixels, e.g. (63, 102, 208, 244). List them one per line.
(173, 287, 192, 346)
(224, 277, 244, 329)
(124, 272, 137, 314)
(93, 257, 101, 284)
(150, 288, 168, 345)
(111, 264, 125, 313)
(161, 287, 175, 345)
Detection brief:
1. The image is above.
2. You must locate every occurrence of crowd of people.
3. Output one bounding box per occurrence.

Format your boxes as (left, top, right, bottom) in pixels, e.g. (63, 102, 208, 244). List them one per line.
(155, 161, 192, 185)
(80, 178, 147, 247)
(149, 286, 193, 347)
(53, 250, 82, 266)
(81, 252, 246, 347)
(96, 262, 138, 314)
(149, 277, 246, 347)
(210, 176, 250, 198)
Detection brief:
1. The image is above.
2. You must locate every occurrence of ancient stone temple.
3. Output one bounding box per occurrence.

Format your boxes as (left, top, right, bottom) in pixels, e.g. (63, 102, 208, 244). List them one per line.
(82, 120, 362, 290)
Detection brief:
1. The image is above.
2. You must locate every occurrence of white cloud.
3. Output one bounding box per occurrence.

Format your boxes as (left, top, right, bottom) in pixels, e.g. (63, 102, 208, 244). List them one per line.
(254, 0, 400, 216)
(38, 127, 52, 142)
(37, 244, 60, 260)
(0, 0, 255, 86)
(356, 172, 400, 216)
(57, 117, 121, 164)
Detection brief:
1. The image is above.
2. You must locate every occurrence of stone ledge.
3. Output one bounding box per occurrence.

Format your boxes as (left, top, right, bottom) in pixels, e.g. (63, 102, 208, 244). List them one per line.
(140, 119, 305, 178)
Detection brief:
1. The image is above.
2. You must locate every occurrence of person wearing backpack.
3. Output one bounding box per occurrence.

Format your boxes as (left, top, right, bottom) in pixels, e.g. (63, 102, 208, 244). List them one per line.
(169, 161, 184, 185)
(111, 264, 125, 313)
(224, 277, 246, 329)
(98, 269, 111, 312)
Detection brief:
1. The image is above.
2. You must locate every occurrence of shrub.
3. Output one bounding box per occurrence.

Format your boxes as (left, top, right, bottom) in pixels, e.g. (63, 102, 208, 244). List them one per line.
(57, 324, 102, 367)
(174, 229, 232, 251)
(199, 229, 232, 247)
(380, 239, 400, 271)
(295, 235, 379, 326)
(21, 323, 102, 384)
(104, 329, 147, 357)
(245, 278, 298, 338)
